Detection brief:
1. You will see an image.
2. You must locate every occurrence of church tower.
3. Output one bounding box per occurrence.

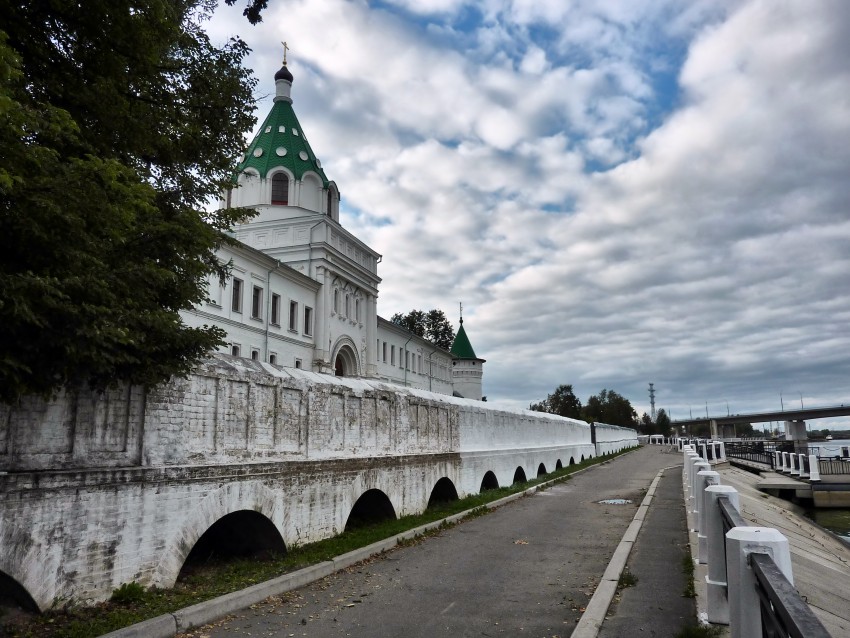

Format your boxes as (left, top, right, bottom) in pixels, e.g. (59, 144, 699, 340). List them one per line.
(225, 49, 382, 378)
(450, 313, 485, 400)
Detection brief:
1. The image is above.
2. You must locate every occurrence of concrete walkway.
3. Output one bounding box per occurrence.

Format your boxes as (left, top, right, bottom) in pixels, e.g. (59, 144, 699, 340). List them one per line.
(596, 468, 695, 638)
(171, 446, 690, 638)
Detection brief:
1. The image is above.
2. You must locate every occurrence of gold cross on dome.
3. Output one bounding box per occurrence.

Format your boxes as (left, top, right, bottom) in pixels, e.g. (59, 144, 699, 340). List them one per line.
(281, 41, 289, 65)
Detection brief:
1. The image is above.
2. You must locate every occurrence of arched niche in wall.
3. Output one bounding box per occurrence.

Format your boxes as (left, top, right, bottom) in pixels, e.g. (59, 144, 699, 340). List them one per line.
(300, 173, 321, 211)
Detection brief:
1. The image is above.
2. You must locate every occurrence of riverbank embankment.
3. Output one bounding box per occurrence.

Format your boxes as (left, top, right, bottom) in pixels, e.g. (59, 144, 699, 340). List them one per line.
(695, 463, 850, 636)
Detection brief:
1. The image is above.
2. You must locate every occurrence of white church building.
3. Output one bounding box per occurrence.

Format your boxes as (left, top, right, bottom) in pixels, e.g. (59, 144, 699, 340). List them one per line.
(181, 58, 485, 400)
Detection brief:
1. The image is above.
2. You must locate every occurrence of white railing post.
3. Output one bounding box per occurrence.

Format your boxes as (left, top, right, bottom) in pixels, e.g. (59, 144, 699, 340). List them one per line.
(691, 460, 710, 507)
(798, 453, 809, 478)
(726, 527, 793, 638)
(775, 451, 783, 472)
(701, 442, 708, 459)
(809, 455, 821, 481)
(684, 450, 694, 486)
(686, 451, 696, 486)
(705, 486, 739, 624)
(697, 470, 720, 563)
(790, 452, 800, 476)
(782, 452, 792, 474)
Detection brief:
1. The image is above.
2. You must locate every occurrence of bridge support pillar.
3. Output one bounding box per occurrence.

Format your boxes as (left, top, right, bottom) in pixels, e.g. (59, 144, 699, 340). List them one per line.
(710, 419, 737, 440)
(784, 419, 808, 454)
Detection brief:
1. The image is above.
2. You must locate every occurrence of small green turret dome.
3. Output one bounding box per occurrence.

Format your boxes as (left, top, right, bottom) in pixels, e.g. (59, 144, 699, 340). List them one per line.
(450, 318, 483, 361)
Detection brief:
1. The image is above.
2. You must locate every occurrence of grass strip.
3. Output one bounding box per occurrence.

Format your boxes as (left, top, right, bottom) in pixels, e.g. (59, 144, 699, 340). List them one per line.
(4, 447, 637, 638)
(682, 552, 696, 598)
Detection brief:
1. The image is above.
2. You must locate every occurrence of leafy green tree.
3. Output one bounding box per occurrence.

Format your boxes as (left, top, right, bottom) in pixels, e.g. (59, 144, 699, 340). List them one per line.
(225, 0, 268, 24)
(0, 2, 257, 403)
(391, 310, 427, 337)
(529, 384, 583, 420)
(390, 309, 456, 350)
(424, 309, 456, 350)
(582, 389, 638, 428)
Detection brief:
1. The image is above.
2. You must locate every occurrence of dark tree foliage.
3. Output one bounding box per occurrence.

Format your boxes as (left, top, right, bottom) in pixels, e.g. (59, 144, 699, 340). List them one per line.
(224, 0, 268, 24)
(581, 389, 638, 428)
(424, 309, 456, 351)
(0, 1, 258, 403)
(390, 309, 456, 350)
(391, 310, 427, 337)
(529, 384, 582, 420)
(638, 408, 671, 435)
(655, 408, 671, 433)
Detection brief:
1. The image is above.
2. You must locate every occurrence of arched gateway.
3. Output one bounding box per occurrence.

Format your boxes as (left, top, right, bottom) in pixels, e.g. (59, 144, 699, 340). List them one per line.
(333, 343, 359, 377)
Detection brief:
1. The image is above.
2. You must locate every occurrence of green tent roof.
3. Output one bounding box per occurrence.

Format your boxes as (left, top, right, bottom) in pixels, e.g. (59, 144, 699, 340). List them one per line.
(450, 321, 479, 360)
(237, 91, 330, 186)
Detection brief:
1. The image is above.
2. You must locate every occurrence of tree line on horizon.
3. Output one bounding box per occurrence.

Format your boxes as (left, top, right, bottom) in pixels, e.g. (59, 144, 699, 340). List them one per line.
(529, 384, 673, 434)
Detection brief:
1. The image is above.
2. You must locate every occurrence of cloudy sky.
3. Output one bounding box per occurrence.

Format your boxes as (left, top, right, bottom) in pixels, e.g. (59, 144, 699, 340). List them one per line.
(209, 0, 850, 428)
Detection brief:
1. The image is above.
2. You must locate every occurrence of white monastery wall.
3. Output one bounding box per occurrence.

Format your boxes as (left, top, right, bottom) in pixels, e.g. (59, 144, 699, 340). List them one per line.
(0, 356, 614, 472)
(0, 354, 637, 609)
(593, 422, 640, 456)
(0, 456, 460, 609)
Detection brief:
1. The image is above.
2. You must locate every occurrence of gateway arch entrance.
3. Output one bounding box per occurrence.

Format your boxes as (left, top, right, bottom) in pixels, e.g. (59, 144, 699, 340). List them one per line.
(333, 344, 358, 377)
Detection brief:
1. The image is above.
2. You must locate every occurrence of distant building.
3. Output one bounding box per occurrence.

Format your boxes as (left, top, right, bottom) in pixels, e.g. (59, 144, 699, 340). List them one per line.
(181, 57, 484, 399)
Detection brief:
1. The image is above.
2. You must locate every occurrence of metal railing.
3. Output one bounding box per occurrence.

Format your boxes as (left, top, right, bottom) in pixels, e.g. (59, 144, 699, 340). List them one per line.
(751, 552, 831, 638)
(686, 445, 833, 637)
(719, 495, 747, 530)
(724, 440, 795, 469)
(816, 460, 850, 475)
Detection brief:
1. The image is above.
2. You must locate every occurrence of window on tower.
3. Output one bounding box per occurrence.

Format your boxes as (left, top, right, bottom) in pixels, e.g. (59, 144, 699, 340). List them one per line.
(271, 173, 289, 205)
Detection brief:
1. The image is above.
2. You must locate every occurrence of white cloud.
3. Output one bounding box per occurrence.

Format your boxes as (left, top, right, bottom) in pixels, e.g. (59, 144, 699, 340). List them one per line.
(209, 0, 850, 425)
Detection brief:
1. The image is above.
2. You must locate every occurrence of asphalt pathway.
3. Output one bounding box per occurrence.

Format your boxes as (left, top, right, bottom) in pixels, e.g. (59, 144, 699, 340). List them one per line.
(596, 468, 695, 638)
(179, 446, 681, 638)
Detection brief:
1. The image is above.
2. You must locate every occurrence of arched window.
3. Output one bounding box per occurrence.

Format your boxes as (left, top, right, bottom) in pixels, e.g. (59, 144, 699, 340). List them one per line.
(327, 190, 333, 216)
(271, 173, 289, 205)
(345, 294, 350, 318)
(333, 289, 339, 314)
(355, 298, 360, 322)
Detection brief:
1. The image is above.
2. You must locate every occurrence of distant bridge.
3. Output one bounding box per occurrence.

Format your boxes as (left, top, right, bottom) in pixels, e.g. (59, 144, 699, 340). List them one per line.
(672, 404, 850, 428)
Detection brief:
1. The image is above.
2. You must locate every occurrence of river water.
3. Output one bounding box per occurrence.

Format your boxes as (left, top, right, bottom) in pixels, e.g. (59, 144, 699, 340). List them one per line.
(804, 438, 850, 541)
